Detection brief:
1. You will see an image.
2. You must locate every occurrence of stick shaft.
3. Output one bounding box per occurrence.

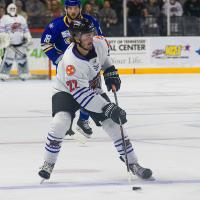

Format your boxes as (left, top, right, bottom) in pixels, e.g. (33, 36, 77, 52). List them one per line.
(112, 85, 130, 173)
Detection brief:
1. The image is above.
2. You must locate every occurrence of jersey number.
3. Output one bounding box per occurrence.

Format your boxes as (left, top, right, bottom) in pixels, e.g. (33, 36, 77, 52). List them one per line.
(44, 34, 52, 43)
(66, 80, 78, 92)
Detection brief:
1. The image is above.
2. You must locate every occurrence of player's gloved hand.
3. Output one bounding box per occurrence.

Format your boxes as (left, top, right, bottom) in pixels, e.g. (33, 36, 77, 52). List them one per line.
(103, 66, 121, 92)
(23, 32, 32, 45)
(102, 103, 127, 125)
(0, 33, 10, 48)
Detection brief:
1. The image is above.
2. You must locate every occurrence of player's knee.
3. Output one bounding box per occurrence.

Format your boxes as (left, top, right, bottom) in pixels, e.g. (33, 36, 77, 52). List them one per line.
(102, 118, 126, 141)
(50, 111, 71, 138)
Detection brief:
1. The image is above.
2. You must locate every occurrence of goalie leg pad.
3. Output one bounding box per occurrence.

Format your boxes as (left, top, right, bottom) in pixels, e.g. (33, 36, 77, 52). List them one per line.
(17, 61, 29, 73)
(1, 62, 12, 73)
(0, 47, 14, 75)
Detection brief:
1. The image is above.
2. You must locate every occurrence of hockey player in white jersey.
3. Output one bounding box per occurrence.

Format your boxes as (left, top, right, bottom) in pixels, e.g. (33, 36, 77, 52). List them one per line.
(0, 3, 32, 81)
(38, 18, 153, 181)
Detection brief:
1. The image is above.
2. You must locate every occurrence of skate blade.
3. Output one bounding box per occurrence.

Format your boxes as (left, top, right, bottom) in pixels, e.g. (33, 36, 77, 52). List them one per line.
(147, 176, 156, 181)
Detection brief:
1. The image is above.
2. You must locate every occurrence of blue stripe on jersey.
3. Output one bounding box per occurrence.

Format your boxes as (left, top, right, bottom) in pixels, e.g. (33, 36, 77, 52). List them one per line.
(73, 87, 87, 97)
(74, 88, 91, 100)
(82, 95, 95, 108)
(79, 92, 94, 106)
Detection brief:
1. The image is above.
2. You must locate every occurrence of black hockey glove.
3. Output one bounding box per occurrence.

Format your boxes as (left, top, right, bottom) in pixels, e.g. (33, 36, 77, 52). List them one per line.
(103, 66, 121, 92)
(102, 103, 127, 125)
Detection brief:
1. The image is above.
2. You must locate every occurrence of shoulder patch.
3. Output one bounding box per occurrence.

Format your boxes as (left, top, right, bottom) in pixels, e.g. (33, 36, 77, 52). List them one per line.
(49, 23, 54, 29)
(66, 65, 76, 76)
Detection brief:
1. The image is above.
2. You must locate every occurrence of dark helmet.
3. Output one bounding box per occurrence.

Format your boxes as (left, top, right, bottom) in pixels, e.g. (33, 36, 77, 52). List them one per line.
(64, 0, 81, 7)
(69, 18, 95, 42)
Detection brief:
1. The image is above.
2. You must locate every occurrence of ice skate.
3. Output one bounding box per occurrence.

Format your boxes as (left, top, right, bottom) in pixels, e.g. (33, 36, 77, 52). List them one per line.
(38, 161, 55, 183)
(19, 73, 31, 81)
(120, 156, 152, 179)
(129, 163, 152, 179)
(76, 119, 93, 138)
(0, 73, 9, 81)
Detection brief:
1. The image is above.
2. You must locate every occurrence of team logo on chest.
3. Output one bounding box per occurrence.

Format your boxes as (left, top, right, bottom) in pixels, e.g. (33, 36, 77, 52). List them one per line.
(66, 65, 76, 76)
(90, 58, 100, 71)
(11, 22, 21, 32)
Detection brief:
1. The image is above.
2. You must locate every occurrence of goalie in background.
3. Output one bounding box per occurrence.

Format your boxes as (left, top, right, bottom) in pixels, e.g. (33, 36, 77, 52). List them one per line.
(0, 3, 32, 81)
(0, 3, 5, 63)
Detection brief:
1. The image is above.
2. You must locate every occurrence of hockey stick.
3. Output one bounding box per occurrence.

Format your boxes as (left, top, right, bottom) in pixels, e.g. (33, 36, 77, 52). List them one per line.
(112, 85, 132, 181)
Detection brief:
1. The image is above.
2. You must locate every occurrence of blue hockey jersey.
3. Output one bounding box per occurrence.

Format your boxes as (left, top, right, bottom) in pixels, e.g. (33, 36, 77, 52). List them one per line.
(41, 14, 103, 65)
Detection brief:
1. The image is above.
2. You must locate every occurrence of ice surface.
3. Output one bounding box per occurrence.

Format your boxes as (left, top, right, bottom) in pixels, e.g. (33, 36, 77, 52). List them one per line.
(0, 74, 200, 200)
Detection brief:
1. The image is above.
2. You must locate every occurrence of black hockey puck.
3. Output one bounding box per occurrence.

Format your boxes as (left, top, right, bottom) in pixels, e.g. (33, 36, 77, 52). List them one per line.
(132, 186, 142, 190)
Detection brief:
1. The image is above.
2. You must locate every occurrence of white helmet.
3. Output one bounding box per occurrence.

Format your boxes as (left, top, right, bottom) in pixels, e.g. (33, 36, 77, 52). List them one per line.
(7, 3, 17, 17)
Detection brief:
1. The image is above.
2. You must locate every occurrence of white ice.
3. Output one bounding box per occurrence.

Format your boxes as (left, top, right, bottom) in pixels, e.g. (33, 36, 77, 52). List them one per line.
(0, 74, 200, 200)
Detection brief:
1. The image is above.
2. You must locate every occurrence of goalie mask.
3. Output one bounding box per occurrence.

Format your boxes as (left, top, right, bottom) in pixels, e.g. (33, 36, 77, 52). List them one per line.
(7, 3, 17, 17)
(69, 18, 95, 44)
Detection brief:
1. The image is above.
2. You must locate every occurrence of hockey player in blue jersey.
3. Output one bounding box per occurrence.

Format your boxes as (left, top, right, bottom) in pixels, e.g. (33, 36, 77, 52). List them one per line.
(41, 0, 103, 138)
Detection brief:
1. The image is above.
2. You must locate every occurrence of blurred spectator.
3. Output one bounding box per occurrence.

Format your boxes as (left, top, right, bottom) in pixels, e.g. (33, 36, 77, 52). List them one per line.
(88, 0, 100, 13)
(0, 3, 5, 18)
(25, 0, 47, 18)
(82, 2, 98, 18)
(144, 0, 161, 35)
(81, 0, 104, 7)
(81, 0, 101, 15)
(162, 0, 183, 16)
(127, 0, 148, 36)
(161, 0, 183, 35)
(99, 0, 118, 36)
(146, 0, 160, 17)
(25, 0, 48, 28)
(47, 0, 63, 18)
(183, 0, 200, 17)
(0, 0, 5, 7)
(15, 0, 28, 20)
(110, 0, 122, 22)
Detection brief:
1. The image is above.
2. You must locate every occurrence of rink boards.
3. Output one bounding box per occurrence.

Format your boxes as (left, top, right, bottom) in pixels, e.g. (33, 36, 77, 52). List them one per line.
(6, 37, 200, 76)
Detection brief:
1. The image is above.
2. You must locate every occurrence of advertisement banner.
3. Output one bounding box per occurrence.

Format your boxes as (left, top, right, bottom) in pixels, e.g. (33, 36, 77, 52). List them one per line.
(3, 37, 200, 75)
(150, 37, 200, 68)
(108, 37, 150, 68)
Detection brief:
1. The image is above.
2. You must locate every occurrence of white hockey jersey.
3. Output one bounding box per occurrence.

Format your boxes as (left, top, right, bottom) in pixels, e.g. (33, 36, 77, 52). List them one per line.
(54, 36, 113, 113)
(0, 14, 31, 45)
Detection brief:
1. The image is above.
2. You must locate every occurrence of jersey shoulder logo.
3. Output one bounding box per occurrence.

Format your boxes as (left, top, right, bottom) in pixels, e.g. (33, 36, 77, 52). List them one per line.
(49, 23, 54, 29)
(66, 65, 76, 76)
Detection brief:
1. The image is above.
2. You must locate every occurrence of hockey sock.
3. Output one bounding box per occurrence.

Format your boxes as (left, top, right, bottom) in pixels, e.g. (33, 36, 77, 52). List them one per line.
(79, 109, 90, 120)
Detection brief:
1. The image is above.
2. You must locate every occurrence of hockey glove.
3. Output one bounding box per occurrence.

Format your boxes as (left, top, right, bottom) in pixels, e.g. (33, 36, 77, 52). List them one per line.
(102, 103, 127, 125)
(103, 66, 121, 92)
